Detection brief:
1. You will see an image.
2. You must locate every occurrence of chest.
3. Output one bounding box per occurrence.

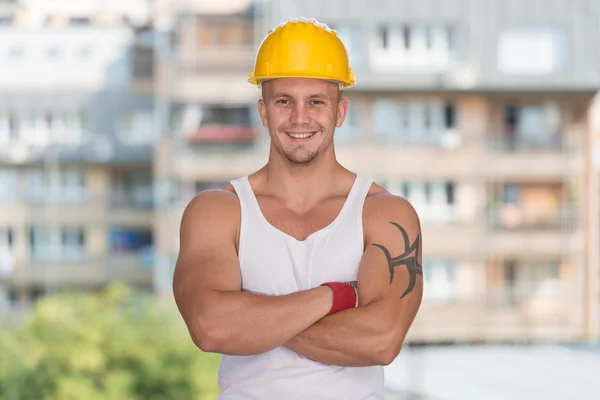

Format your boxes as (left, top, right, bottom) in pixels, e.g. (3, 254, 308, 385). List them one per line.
(238, 199, 364, 295)
(257, 196, 348, 241)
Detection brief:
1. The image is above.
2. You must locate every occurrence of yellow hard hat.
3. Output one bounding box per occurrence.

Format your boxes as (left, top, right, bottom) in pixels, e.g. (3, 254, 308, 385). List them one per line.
(248, 17, 355, 88)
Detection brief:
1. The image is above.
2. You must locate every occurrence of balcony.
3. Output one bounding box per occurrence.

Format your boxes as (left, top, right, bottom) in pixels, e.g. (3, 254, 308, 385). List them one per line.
(487, 134, 567, 153)
(106, 250, 154, 285)
(487, 204, 577, 231)
(167, 48, 259, 103)
(174, 138, 266, 181)
(0, 140, 153, 166)
(185, 125, 258, 144)
(484, 129, 583, 179)
(407, 279, 582, 343)
(131, 46, 154, 95)
(8, 253, 153, 287)
(484, 205, 581, 255)
(176, 47, 255, 72)
(24, 195, 107, 225)
(109, 190, 154, 225)
(15, 256, 104, 286)
(335, 141, 479, 180)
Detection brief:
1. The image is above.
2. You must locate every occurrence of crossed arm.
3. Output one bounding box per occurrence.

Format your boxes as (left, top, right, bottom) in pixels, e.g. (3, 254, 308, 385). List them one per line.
(284, 198, 423, 366)
(173, 189, 423, 366)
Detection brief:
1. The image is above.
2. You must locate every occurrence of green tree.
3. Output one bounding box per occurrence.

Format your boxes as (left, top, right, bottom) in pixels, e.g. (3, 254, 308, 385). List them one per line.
(0, 284, 221, 400)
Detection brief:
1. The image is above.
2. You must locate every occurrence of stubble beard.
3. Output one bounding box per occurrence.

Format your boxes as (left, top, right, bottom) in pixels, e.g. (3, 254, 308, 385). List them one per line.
(283, 147, 318, 164)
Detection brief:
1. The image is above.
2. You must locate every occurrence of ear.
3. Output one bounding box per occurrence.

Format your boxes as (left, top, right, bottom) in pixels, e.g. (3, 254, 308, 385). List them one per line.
(335, 97, 349, 128)
(257, 99, 268, 128)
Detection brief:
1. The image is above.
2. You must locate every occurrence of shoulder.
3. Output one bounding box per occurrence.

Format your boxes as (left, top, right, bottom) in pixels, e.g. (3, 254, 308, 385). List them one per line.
(180, 184, 240, 230)
(363, 183, 421, 242)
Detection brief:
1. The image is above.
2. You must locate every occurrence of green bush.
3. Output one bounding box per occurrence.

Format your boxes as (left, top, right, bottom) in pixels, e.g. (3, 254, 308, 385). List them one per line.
(0, 284, 221, 400)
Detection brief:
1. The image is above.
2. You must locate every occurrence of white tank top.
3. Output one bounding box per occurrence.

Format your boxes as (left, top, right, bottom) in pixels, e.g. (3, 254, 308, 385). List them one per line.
(217, 174, 384, 400)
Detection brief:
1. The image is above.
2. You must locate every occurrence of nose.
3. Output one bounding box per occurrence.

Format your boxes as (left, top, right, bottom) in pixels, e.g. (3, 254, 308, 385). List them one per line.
(290, 102, 311, 125)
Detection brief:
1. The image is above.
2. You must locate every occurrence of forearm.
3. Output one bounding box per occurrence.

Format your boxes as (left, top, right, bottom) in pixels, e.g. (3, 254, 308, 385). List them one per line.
(285, 300, 398, 367)
(192, 286, 332, 356)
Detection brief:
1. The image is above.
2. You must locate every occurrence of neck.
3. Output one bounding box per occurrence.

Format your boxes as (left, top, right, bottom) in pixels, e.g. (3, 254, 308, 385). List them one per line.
(261, 146, 346, 208)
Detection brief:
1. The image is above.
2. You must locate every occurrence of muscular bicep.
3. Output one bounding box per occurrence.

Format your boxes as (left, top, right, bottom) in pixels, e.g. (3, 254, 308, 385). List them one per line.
(172, 190, 242, 323)
(357, 197, 423, 307)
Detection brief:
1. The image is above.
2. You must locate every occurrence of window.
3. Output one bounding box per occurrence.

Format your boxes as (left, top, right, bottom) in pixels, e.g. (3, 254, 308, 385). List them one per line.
(200, 106, 251, 127)
(109, 227, 153, 253)
(445, 183, 455, 205)
(0, 112, 20, 144)
(503, 259, 561, 306)
(336, 25, 363, 70)
(61, 169, 86, 202)
(335, 102, 362, 145)
(379, 26, 389, 49)
(424, 26, 433, 49)
(498, 28, 568, 75)
(29, 226, 86, 261)
(0, 228, 13, 249)
(111, 170, 153, 208)
(0, 168, 18, 202)
(26, 168, 87, 203)
(120, 111, 154, 144)
(423, 104, 432, 131)
(61, 228, 85, 259)
(446, 26, 455, 51)
(373, 100, 399, 144)
(502, 183, 520, 205)
(69, 17, 92, 26)
(402, 26, 411, 49)
(385, 181, 457, 224)
(45, 111, 86, 144)
(375, 100, 454, 145)
(444, 103, 455, 129)
(423, 259, 458, 301)
(371, 24, 458, 72)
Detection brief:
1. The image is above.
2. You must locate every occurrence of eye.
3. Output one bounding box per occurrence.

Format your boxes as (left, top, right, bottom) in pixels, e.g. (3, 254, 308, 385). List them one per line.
(310, 100, 325, 105)
(276, 99, 290, 105)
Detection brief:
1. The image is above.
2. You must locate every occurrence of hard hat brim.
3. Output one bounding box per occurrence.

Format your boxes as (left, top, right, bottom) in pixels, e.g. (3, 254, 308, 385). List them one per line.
(249, 74, 355, 88)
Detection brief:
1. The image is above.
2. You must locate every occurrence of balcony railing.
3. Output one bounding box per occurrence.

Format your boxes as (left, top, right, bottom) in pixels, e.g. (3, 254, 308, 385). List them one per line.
(175, 47, 256, 74)
(184, 125, 258, 144)
(486, 205, 577, 231)
(109, 192, 154, 209)
(373, 129, 462, 149)
(107, 249, 154, 271)
(487, 133, 567, 153)
(486, 278, 569, 310)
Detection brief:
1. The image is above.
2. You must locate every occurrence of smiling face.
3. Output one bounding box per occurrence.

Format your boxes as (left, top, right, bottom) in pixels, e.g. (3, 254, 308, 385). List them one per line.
(258, 78, 348, 164)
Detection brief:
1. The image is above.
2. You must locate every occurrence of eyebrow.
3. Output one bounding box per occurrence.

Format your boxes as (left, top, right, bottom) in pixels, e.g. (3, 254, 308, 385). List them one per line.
(271, 92, 331, 100)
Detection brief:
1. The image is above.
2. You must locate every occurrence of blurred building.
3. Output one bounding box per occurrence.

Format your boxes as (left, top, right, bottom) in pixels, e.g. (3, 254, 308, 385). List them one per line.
(0, 1, 156, 317)
(151, 0, 262, 295)
(9, 0, 151, 28)
(1, 0, 597, 345)
(153, 0, 600, 344)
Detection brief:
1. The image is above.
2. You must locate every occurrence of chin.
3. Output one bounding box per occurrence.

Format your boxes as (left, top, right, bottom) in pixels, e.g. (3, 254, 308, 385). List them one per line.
(284, 151, 318, 164)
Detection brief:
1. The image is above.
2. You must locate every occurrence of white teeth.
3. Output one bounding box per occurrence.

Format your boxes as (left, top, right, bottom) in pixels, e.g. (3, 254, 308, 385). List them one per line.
(287, 132, 315, 139)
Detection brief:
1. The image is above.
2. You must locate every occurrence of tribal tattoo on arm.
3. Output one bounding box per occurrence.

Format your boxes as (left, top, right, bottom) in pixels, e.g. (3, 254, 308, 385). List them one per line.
(371, 222, 422, 299)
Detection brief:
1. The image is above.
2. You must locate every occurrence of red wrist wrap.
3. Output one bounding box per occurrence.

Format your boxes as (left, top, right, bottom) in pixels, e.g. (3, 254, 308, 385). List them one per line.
(320, 282, 357, 315)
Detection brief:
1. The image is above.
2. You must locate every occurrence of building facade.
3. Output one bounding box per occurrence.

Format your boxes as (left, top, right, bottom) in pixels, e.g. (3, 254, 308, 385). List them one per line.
(151, 0, 263, 295)
(153, 0, 600, 344)
(0, 2, 156, 321)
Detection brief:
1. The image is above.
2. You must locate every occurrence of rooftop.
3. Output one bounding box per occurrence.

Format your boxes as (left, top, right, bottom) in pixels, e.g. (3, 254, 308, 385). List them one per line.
(384, 344, 600, 400)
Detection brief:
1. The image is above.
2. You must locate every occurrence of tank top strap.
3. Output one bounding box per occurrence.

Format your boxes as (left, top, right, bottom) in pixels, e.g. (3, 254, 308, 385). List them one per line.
(346, 174, 374, 211)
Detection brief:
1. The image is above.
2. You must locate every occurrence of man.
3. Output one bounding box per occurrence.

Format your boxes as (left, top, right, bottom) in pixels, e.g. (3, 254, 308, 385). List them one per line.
(173, 17, 423, 399)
